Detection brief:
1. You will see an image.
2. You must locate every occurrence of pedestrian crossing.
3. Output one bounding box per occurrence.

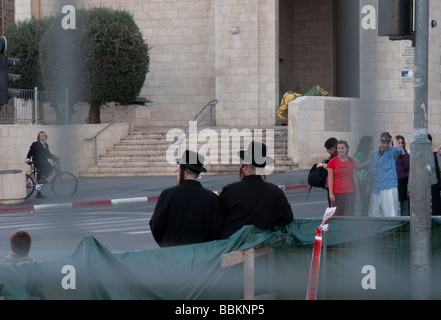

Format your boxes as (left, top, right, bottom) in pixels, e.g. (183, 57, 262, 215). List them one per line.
(0, 210, 152, 235)
(0, 206, 156, 257)
(90, 221, 150, 234)
(0, 205, 161, 260)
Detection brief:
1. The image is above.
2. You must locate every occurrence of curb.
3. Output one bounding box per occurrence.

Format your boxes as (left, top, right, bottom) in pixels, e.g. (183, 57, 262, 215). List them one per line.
(0, 184, 309, 214)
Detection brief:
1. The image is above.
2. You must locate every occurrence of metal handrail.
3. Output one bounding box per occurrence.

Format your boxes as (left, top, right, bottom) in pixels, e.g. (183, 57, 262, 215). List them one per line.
(276, 129, 288, 157)
(320, 215, 410, 300)
(173, 99, 218, 153)
(85, 103, 147, 165)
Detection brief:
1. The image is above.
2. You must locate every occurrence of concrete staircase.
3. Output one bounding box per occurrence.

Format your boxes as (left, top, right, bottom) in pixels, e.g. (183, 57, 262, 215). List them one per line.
(79, 127, 297, 177)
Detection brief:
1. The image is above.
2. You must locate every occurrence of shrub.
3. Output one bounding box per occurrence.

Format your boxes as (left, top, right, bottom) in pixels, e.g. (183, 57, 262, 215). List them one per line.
(4, 16, 54, 90)
(38, 6, 150, 123)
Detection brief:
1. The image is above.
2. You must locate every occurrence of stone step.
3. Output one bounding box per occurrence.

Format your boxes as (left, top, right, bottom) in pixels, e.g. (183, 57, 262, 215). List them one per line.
(118, 137, 288, 145)
(79, 165, 296, 177)
(105, 151, 169, 158)
(109, 144, 288, 156)
(80, 127, 294, 177)
(109, 147, 170, 155)
(80, 162, 297, 176)
(90, 156, 294, 167)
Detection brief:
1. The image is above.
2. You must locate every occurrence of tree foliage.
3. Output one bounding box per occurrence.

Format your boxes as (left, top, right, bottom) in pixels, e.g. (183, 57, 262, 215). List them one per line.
(5, 7, 150, 123)
(4, 16, 54, 90)
(39, 10, 89, 109)
(85, 8, 150, 107)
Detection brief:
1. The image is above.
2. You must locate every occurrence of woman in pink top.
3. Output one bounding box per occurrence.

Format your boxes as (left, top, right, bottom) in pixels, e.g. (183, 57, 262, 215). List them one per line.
(327, 140, 360, 216)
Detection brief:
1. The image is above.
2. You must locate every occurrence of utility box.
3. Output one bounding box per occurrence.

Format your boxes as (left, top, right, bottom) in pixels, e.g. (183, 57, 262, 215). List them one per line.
(0, 170, 26, 204)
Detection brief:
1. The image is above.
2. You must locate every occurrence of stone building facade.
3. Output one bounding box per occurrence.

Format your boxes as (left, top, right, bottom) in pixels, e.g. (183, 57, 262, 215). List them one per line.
(8, 1, 441, 136)
(0, 0, 15, 35)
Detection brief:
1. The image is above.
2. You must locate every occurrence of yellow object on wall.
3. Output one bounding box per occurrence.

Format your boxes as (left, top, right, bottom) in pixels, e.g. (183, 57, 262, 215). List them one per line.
(277, 91, 302, 120)
(277, 85, 328, 120)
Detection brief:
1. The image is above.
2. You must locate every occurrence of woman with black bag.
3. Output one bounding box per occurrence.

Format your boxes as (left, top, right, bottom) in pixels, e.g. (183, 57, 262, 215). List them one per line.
(315, 137, 338, 207)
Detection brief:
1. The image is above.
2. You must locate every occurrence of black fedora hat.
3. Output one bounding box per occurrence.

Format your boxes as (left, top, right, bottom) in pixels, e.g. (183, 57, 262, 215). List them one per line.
(177, 150, 207, 173)
(238, 141, 274, 168)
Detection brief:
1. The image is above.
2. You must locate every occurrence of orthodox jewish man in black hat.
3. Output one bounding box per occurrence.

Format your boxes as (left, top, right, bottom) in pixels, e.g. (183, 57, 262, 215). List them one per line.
(218, 141, 294, 239)
(149, 150, 223, 247)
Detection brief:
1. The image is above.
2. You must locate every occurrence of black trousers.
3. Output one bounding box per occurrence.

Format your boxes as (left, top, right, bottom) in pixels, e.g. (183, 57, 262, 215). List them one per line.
(432, 183, 441, 216)
(333, 192, 356, 216)
(35, 161, 53, 183)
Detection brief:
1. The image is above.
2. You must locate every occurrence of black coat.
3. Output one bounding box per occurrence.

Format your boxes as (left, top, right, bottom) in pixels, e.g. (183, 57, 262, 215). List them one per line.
(26, 141, 57, 176)
(149, 179, 223, 247)
(26, 141, 56, 164)
(218, 175, 294, 239)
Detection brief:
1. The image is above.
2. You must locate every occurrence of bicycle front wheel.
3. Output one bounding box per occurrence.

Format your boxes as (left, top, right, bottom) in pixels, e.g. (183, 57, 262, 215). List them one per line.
(25, 174, 35, 199)
(51, 171, 78, 198)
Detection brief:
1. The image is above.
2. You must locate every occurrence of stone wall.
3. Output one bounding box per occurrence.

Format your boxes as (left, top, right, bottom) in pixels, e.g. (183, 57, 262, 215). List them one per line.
(2, 94, 441, 176)
(14, 0, 31, 21)
(9, 1, 441, 135)
(288, 96, 441, 169)
(0, 123, 129, 176)
(289, 0, 334, 96)
(0, 0, 15, 34)
(214, 0, 278, 126)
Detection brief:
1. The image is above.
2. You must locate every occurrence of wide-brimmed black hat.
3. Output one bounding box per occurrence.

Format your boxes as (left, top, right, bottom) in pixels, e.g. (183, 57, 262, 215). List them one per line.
(238, 141, 274, 168)
(176, 150, 207, 173)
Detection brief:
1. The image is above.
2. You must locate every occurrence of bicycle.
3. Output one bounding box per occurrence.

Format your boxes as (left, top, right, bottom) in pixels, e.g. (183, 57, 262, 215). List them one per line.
(25, 159, 78, 199)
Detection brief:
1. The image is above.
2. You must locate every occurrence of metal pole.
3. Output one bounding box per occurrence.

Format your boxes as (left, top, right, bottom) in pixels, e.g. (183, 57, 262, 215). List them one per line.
(129, 106, 133, 133)
(321, 231, 327, 300)
(409, 0, 432, 300)
(94, 137, 98, 165)
(65, 88, 69, 125)
(283, 134, 287, 157)
(34, 87, 38, 125)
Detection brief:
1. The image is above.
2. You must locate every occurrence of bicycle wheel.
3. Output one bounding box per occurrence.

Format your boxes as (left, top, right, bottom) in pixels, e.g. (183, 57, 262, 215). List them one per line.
(51, 171, 78, 198)
(25, 174, 35, 199)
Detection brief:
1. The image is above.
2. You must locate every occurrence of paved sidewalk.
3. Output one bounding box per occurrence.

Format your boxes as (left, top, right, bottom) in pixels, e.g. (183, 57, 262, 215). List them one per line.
(0, 170, 309, 213)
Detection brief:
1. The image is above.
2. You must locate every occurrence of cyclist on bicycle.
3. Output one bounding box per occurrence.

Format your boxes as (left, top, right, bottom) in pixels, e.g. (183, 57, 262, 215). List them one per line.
(25, 131, 58, 198)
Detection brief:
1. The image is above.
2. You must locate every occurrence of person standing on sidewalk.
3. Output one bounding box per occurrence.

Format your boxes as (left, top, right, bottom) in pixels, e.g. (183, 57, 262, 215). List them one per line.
(428, 134, 441, 215)
(366, 132, 403, 217)
(316, 137, 338, 207)
(149, 150, 222, 247)
(327, 140, 359, 216)
(395, 135, 410, 216)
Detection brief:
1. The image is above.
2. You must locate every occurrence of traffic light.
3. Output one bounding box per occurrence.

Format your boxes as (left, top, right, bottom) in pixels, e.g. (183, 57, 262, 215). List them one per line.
(378, 0, 413, 41)
(0, 36, 20, 105)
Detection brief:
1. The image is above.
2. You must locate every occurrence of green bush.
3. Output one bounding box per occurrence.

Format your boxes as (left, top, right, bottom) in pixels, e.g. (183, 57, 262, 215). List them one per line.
(4, 16, 54, 90)
(40, 7, 150, 123)
(85, 7, 150, 106)
(39, 10, 89, 105)
(6, 7, 150, 123)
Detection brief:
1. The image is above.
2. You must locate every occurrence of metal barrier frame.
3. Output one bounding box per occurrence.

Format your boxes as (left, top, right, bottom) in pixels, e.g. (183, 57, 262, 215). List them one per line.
(320, 216, 413, 299)
(0, 87, 68, 125)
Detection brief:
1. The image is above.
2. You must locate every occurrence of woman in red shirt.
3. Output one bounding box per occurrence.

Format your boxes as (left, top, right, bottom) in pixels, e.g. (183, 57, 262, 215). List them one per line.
(327, 140, 360, 216)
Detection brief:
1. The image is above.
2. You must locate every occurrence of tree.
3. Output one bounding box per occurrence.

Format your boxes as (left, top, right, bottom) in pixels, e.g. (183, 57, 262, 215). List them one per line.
(85, 8, 150, 123)
(4, 16, 54, 90)
(39, 7, 150, 123)
(39, 10, 89, 123)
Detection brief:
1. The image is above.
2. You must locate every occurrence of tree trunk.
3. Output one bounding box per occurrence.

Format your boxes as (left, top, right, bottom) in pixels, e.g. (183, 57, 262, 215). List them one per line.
(87, 101, 101, 124)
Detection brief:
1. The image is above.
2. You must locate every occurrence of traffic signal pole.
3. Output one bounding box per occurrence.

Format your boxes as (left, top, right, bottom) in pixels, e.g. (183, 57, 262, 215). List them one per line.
(410, 0, 432, 299)
(0, 36, 20, 105)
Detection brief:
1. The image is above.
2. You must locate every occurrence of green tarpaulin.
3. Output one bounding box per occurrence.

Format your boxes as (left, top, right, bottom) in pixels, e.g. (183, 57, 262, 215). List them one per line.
(1, 218, 441, 300)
